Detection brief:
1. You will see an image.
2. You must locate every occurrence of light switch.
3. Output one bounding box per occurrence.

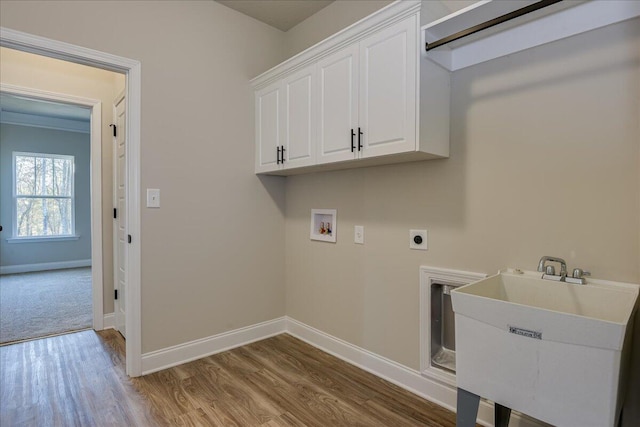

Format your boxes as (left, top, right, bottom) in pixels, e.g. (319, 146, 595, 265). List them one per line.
(146, 188, 160, 208)
(354, 225, 364, 244)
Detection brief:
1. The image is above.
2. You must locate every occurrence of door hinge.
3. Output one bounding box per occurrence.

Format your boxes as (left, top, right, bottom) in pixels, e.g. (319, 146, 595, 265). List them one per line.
(128, 234, 132, 244)
(113, 208, 117, 219)
(110, 124, 117, 137)
(114, 289, 118, 300)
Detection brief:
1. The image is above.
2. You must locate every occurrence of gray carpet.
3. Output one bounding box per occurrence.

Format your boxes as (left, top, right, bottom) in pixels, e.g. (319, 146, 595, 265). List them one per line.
(0, 267, 92, 344)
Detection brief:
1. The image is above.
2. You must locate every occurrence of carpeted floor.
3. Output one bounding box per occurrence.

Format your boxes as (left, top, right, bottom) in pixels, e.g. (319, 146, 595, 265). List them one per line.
(0, 267, 92, 344)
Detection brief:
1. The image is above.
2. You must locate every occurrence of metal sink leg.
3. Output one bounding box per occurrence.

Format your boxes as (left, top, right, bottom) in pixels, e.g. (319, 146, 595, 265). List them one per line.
(456, 388, 480, 427)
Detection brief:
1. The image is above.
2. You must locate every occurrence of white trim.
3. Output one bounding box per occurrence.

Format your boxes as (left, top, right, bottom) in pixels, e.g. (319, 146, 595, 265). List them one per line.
(1, 82, 105, 335)
(7, 235, 80, 243)
(133, 313, 544, 425)
(141, 317, 287, 375)
(419, 266, 487, 387)
(102, 313, 115, 330)
(285, 317, 545, 427)
(1, 27, 143, 376)
(0, 258, 91, 275)
(0, 110, 90, 133)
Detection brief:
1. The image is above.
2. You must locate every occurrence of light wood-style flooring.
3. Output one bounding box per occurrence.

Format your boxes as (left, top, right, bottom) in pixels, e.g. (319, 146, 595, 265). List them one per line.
(1, 329, 466, 426)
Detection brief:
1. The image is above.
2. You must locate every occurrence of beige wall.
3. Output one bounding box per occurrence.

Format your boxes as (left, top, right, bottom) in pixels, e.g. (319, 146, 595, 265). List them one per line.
(0, 0, 287, 353)
(284, 0, 475, 57)
(284, 8, 640, 375)
(285, 0, 393, 57)
(0, 47, 125, 314)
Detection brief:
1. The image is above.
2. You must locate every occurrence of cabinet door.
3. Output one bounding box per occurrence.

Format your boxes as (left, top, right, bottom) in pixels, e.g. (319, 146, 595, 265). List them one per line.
(316, 43, 359, 164)
(282, 65, 316, 169)
(255, 82, 282, 173)
(359, 14, 417, 158)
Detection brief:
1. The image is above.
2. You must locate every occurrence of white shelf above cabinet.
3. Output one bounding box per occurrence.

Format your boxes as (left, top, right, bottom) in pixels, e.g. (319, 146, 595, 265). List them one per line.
(422, 0, 640, 71)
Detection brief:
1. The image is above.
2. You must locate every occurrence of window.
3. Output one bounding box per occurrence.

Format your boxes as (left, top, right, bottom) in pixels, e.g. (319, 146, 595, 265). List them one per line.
(13, 152, 75, 238)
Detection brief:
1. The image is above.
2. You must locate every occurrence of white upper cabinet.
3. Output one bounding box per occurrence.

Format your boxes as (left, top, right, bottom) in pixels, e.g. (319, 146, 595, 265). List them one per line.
(252, 0, 445, 175)
(316, 43, 359, 165)
(316, 15, 417, 164)
(359, 14, 416, 158)
(283, 65, 316, 169)
(255, 65, 316, 173)
(254, 82, 281, 173)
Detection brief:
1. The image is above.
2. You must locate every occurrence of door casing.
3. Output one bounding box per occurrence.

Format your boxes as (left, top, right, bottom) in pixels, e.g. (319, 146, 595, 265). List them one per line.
(0, 26, 143, 377)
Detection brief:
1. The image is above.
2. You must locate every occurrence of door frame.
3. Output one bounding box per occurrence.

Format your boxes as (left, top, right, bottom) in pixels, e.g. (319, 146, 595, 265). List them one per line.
(1, 83, 104, 331)
(0, 27, 143, 377)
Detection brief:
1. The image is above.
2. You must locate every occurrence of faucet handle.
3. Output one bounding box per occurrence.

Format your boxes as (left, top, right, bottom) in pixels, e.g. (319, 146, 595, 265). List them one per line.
(545, 265, 556, 275)
(572, 268, 591, 279)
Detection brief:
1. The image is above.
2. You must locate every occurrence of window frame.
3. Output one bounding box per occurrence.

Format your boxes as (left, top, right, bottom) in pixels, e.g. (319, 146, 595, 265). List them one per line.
(11, 151, 77, 241)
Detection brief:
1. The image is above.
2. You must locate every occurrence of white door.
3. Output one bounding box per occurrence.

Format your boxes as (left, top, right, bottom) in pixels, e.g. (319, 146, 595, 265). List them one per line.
(316, 43, 359, 164)
(113, 92, 127, 337)
(255, 82, 282, 173)
(282, 65, 316, 169)
(359, 14, 417, 158)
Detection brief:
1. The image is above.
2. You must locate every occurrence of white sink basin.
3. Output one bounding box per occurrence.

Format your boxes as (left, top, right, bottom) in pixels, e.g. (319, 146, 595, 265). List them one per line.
(451, 269, 639, 427)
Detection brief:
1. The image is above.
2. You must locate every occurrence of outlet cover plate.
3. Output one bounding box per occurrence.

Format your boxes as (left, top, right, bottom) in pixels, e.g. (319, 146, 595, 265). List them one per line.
(146, 188, 160, 208)
(355, 225, 364, 244)
(410, 229, 428, 250)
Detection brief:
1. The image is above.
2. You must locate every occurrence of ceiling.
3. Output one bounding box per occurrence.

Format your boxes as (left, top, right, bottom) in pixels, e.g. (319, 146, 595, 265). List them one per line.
(0, 93, 90, 121)
(217, 0, 334, 31)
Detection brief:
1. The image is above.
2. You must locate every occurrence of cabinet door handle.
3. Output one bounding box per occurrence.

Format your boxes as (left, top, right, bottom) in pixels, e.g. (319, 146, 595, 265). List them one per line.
(358, 127, 363, 151)
(281, 146, 286, 163)
(276, 146, 281, 164)
(351, 129, 355, 152)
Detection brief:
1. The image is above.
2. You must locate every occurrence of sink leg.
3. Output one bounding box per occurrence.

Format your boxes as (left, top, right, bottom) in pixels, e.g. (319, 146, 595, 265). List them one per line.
(457, 388, 480, 427)
(495, 403, 512, 427)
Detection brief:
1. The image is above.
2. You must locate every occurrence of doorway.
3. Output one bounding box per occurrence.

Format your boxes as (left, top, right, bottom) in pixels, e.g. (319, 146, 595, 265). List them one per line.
(0, 27, 142, 376)
(0, 91, 98, 343)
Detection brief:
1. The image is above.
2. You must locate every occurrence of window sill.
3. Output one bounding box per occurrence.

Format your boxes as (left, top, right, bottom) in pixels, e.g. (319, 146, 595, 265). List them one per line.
(7, 235, 80, 244)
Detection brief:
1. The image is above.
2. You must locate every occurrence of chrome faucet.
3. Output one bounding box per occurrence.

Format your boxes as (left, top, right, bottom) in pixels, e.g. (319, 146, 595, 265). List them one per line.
(537, 256, 567, 281)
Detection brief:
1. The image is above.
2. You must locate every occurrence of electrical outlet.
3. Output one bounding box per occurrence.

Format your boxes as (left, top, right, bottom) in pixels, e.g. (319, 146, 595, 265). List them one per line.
(354, 225, 364, 244)
(409, 229, 427, 250)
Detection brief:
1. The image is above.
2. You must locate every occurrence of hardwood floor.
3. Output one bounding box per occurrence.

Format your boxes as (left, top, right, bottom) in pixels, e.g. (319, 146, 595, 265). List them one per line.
(1, 330, 465, 426)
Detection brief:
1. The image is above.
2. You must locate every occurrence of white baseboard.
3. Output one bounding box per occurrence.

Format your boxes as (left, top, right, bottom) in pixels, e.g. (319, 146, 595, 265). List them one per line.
(0, 259, 91, 275)
(141, 317, 286, 375)
(137, 315, 544, 426)
(102, 313, 115, 330)
(285, 317, 545, 427)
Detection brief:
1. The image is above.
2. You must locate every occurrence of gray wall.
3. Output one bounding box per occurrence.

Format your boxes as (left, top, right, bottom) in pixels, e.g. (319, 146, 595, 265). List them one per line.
(0, 0, 287, 353)
(0, 124, 91, 268)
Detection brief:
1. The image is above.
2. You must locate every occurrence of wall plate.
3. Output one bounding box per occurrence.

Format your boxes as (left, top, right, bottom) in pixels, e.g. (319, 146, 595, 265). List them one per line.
(354, 225, 364, 244)
(410, 229, 428, 250)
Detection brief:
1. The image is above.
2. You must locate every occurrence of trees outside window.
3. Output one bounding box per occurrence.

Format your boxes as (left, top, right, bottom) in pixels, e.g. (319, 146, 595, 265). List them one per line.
(13, 152, 75, 237)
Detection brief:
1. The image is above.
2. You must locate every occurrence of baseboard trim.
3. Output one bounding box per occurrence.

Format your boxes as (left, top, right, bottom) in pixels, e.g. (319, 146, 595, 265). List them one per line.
(137, 315, 543, 426)
(285, 317, 545, 427)
(102, 313, 115, 330)
(141, 317, 286, 375)
(0, 259, 91, 275)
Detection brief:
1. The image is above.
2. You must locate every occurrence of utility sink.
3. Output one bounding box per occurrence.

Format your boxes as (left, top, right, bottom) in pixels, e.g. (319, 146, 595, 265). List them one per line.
(451, 269, 639, 427)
